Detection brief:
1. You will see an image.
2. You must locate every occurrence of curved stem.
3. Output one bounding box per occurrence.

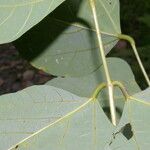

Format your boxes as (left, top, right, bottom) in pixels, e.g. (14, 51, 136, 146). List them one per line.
(112, 81, 129, 100)
(89, 0, 116, 126)
(118, 34, 150, 86)
(92, 81, 129, 101)
(92, 83, 107, 99)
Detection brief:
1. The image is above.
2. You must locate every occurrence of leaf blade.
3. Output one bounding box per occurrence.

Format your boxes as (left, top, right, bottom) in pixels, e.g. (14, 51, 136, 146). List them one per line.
(0, 85, 87, 149)
(0, 0, 66, 44)
(15, 0, 121, 76)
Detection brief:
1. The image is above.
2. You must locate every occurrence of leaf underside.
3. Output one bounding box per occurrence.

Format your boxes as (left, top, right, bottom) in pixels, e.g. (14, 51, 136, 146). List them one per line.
(0, 85, 86, 149)
(47, 58, 140, 97)
(47, 57, 141, 119)
(0, 59, 149, 149)
(0, 0, 149, 150)
(0, 0, 65, 44)
(107, 89, 150, 150)
(15, 0, 121, 76)
(7, 88, 150, 150)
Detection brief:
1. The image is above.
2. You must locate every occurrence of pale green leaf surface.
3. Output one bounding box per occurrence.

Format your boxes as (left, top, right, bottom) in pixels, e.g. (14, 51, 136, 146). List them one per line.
(47, 58, 140, 113)
(10, 98, 127, 150)
(105, 140, 137, 150)
(47, 58, 140, 97)
(10, 88, 150, 150)
(0, 0, 65, 44)
(16, 0, 121, 76)
(0, 85, 87, 150)
(107, 88, 150, 150)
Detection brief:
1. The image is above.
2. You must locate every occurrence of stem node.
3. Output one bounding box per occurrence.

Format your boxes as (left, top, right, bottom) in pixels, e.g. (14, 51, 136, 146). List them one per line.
(118, 34, 150, 86)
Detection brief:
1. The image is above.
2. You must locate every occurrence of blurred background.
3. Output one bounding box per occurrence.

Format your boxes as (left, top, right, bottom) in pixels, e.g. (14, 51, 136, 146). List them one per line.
(0, 0, 150, 95)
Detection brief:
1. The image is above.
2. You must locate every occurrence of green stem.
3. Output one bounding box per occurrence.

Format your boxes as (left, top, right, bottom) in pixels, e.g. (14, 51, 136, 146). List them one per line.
(92, 83, 107, 99)
(112, 81, 129, 99)
(89, 0, 116, 126)
(92, 81, 129, 100)
(118, 34, 150, 86)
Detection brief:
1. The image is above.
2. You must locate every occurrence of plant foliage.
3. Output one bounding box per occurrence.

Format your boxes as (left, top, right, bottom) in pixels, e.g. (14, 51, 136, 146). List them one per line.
(14, 0, 120, 76)
(0, 0, 65, 44)
(0, 0, 149, 150)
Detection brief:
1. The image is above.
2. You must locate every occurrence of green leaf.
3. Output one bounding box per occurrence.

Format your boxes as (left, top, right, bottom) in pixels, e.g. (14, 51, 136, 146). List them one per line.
(47, 58, 140, 97)
(9, 96, 126, 150)
(47, 58, 140, 114)
(15, 0, 121, 76)
(106, 140, 137, 150)
(9, 88, 150, 150)
(107, 88, 150, 150)
(0, 85, 87, 149)
(0, 0, 65, 44)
